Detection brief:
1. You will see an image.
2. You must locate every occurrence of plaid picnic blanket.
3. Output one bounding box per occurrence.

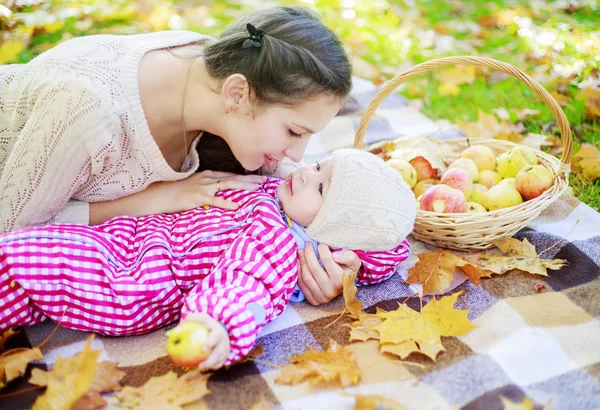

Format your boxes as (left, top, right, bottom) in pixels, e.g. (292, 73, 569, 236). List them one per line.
(2, 79, 600, 410)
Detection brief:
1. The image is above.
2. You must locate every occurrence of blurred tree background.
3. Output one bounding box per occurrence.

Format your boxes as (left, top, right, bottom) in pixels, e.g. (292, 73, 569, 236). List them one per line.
(1, 0, 599, 207)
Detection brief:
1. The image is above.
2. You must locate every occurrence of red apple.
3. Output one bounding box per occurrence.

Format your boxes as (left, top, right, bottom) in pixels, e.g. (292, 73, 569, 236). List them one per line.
(420, 184, 468, 213)
(440, 168, 473, 197)
(515, 164, 554, 200)
(409, 156, 439, 181)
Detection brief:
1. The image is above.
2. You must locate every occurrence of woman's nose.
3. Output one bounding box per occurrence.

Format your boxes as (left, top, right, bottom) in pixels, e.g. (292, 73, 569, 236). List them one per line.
(284, 137, 310, 163)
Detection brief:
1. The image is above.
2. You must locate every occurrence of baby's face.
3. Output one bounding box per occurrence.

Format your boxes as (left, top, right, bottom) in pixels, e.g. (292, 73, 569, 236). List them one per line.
(277, 158, 333, 226)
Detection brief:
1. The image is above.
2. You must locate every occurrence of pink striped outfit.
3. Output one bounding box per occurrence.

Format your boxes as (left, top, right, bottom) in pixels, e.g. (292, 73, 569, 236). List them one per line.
(0, 179, 411, 365)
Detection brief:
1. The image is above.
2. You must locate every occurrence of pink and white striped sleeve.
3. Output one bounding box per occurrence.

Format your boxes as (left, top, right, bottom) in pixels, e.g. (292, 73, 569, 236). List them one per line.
(180, 214, 297, 366)
(352, 239, 412, 286)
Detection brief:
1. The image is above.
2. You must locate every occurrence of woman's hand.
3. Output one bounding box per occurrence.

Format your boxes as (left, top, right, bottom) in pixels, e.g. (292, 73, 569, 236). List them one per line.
(184, 312, 231, 372)
(296, 243, 362, 305)
(90, 171, 266, 224)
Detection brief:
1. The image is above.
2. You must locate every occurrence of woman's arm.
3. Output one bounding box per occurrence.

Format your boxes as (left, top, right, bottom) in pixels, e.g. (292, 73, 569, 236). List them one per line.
(89, 171, 267, 225)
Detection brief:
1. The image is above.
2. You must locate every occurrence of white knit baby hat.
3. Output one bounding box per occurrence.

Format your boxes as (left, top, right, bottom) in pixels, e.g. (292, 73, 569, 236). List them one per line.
(306, 149, 417, 251)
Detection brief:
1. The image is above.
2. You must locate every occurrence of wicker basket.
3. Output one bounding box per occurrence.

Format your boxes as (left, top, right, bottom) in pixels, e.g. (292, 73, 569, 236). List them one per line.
(353, 56, 573, 251)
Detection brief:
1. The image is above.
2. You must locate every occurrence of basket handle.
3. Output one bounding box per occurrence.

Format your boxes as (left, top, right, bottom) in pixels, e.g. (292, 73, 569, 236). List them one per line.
(353, 56, 573, 166)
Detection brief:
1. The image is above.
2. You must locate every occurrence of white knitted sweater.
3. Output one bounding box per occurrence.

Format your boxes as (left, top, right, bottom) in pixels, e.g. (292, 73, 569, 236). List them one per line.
(0, 31, 213, 234)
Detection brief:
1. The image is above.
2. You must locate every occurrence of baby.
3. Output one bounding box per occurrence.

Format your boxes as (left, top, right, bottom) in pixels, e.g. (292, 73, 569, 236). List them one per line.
(0, 149, 416, 370)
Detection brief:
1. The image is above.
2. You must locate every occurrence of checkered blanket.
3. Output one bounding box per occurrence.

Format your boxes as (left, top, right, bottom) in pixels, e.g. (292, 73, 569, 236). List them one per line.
(2, 80, 599, 410)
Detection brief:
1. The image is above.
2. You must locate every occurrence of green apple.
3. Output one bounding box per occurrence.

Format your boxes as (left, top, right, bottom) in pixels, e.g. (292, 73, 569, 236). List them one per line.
(386, 158, 417, 188)
(497, 147, 539, 178)
(468, 184, 489, 206)
(515, 164, 554, 200)
(478, 170, 503, 189)
(485, 183, 523, 211)
(461, 145, 496, 171)
(448, 158, 479, 182)
(413, 178, 437, 198)
(467, 202, 488, 213)
(166, 321, 211, 367)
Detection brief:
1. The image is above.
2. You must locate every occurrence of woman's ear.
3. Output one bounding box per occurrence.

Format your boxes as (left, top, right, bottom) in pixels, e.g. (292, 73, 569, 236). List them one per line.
(221, 74, 250, 113)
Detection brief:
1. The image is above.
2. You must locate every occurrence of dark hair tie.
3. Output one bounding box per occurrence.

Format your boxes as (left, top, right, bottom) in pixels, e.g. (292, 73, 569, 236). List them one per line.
(242, 23, 265, 48)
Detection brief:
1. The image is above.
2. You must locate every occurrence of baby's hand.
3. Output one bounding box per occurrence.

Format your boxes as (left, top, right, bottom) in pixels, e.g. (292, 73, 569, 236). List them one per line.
(184, 312, 231, 371)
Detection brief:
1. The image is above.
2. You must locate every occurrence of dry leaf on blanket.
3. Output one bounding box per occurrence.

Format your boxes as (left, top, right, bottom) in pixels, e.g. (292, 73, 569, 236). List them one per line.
(275, 339, 360, 388)
(349, 393, 405, 410)
(0, 328, 20, 352)
(574, 144, 600, 180)
(115, 370, 210, 410)
(248, 341, 264, 359)
(406, 250, 469, 294)
(457, 108, 524, 141)
(30, 337, 124, 410)
(501, 396, 553, 410)
(374, 292, 476, 361)
(0, 346, 43, 388)
(347, 311, 384, 342)
(473, 237, 568, 277)
(250, 396, 275, 410)
(343, 270, 363, 319)
(32, 336, 99, 410)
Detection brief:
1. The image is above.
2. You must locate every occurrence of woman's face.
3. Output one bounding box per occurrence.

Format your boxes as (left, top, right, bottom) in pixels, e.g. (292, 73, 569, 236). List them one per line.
(222, 94, 342, 171)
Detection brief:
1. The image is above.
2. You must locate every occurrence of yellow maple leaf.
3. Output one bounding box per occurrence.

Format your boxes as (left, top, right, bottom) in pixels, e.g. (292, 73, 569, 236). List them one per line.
(275, 339, 360, 388)
(347, 310, 384, 342)
(457, 108, 522, 140)
(0, 347, 43, 388)
(29, 339, 124, 410)
(32, 336, 99, 410)
(374, 292, 476, 361)
(574, 144, 600, 180)
(406, 250, 467, 294)
(438, 82, 461, 96)
(351, 393, 405, 409)
(343, 270, 363, 319)
(116, 370, 210, 410)
(474, 237, 568, 277)
(380, 341, 420, 360)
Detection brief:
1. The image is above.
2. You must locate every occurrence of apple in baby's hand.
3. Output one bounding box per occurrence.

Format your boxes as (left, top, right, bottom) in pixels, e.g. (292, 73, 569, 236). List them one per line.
(467, 202, 488, 213)
(461, 145, 496, 171)
(440, 168, 473, 197)
(497, 147, 539, 178)
(448, 158, 479, 182)
(515, 164, 554, 200)
(478, 170, 503, 189)
(485, 183, 523, 211)
(409, 156, 439, 182)
(386, 158, 418, 188)
(413, 178, 437, 198)
(468, 184, 489, 206)
(420, 184, 468, 213)
(166, 321, 211, 367)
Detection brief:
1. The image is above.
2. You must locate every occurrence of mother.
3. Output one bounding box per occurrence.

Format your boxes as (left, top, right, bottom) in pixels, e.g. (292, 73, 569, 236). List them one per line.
(0, 6, 359, 304)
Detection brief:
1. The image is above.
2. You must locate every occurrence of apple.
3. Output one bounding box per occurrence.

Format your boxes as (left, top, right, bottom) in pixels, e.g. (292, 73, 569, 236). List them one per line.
(515, 164, 554, 200)
(478, 170, 503, 189)
(461, 145, 496, 171)
(467, 202, 487, 213)
(468, 183, 488, 206)
(497, 178, 515, 189)
(166, 321, 211, 367)
(409, 156, 439, 181)
(413, 178, 437, 198)
(420, 184, 467, 213)
(440, 168, 473, 197)
(497, 147, 539, 178)
(485, 183, 523, 211)
(448, 158, 479, 182)
(386, 158, 417, 188)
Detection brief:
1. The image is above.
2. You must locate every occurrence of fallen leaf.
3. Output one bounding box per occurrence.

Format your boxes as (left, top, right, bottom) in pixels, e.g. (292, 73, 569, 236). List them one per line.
(347, 311, 383, 342)
(579, 70, 600, 119)
(351, 393, 405, 409)
(0, 328, 19, 352)
(438, 82, 461, 96)
(550, 90, 571, 108)
(115, 370, 210, 410)
(574, 144, 600, 180)
(515, 109, 540, 121)
(379, 341, 420, 360)
(435, 65, 477, 85)
(0, 40, 26, 64)
(250, 396, 275, 410)
(248, 342, 264, 359)
(534, 283, 547, 293)
(0, 347, 43, 388)
(30, 342, 125, 410)
(457, 108, 524, 140)
(501, 396, 551, 410)
(343, 270, 362, 319)
(32, 336, 98, 410)
(406, 250, 467, 294)
(374, 292, 476, 361)
(275, 339, 360, 388)
(457, 255, 495, 286)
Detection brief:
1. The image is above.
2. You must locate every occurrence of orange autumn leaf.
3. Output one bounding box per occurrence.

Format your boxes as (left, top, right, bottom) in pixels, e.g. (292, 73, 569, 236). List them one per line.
(457, 108, 524, 141)
(343, 270, 363, 319)
(115, 370, 210, 410)
(350, 393, 405, 410)
(0, 328, 19, 352)
(32, 336, 99, 410)
(29, 339, 125, 410)
(0, 347, 43, 388)
(550, 90, 571, 108)
(373, 292, 476, 362)
(580, 71, 600, 119)
(406, 250, 468, 294)
(275, 339, 360, 388)
(574, 144, 600, 180)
